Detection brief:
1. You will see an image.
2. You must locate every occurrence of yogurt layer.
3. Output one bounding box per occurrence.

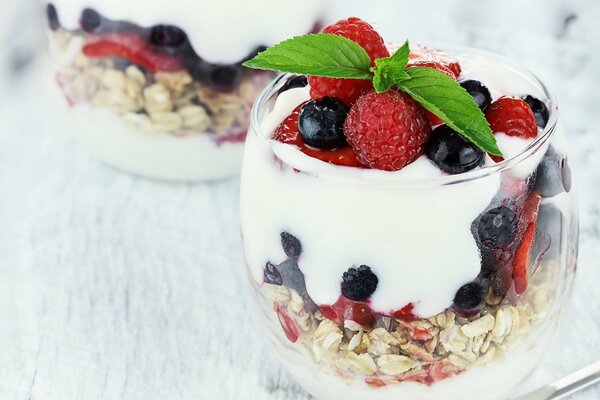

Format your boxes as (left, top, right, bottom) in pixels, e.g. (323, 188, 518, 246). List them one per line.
(241, 51, 552, 318)
(51, 0, 323, 64)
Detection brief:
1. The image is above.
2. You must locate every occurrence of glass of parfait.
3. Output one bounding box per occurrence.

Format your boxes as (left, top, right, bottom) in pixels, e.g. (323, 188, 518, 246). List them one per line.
(240, 18, 577, 400)
(44, 1, 322, 181)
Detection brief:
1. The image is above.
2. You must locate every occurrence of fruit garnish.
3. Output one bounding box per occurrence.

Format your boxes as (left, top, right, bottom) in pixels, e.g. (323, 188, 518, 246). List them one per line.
(452, 280, 487, 317)
(83, 33, 186, 73)
(274, 104, 364, 167)
(406, 61, 456, 125)
(299, 98, 349, 150)
(460, 80, 492, 110)
(309, 18, 390, 105)
(341, 265, 379, 301)
(280, 231, 302, 258)
(275, 304, 300, 343)
(244, 21, 502, 157)
(392, 303, 418, 322)
(522, 95, 550, 128)
(319, 295, 375, 326)
(344, 90, 431, 170)
(409, 46, 462, 79)
(425, 125, 485, 174)
(477, 206, 518, 249)
(485, 97, 538, 139)
(512, 191, 542, 295)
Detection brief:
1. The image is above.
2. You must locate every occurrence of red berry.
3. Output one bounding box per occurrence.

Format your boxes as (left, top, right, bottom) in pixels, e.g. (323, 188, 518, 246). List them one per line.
(512, 191, 542, 295)
(273, 104, 364, 168)
(407, 61, 456, 126)
(409, 46, 462, 79)
(319, 295, 375, 326)
(485, 97, 538, 139)
(309, 18, 389, 105)
(83, 33, 185, 73)
(274, 305, 300, 343)
(392, 303, 418, 322)
(344, 90, 432, 171)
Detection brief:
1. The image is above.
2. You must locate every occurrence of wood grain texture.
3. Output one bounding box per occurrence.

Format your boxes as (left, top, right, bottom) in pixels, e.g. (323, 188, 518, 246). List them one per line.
(0, 1, 599, 399)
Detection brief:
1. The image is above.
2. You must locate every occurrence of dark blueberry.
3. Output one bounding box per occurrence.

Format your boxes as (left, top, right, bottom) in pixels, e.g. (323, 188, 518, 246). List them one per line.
(278, 259, 306, 293)
(298, 98, 348, 150)
(522, 95, 550, 128)
(478, 206, 518, 249)
(209, 65, 242, 90)
(425, 125, 485, 174)
(278, 75, 308, 95)
(460, 80, 492, 110)
(263, 262, 283, 286)
(149, 25, 187, 48)
(535, 146, 571, 198)
(453, 280, 487, 313)
(341, 265, 378, 301)
(80, 8, 101, 32)
(47, 4, 60, 31)
(537, 204, 562, 259)
(281, 232, 302, 258)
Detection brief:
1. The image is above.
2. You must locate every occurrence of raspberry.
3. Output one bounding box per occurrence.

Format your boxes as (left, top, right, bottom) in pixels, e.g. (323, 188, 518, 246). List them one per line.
(409, 46, 462, 79)
(485, 97, 538, 139)
(309, 18, 389, 105)
(344, 90, 431, 171)
(407, 61, 456, 126)
(273, 104, 364, 167)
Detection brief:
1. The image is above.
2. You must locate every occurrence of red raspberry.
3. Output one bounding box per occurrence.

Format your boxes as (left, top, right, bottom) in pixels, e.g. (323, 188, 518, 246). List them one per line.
(344, 90, 432, 171)
(273, 104, 364, 167)
(485, 97, 538, 139)
(409, 46, 462, 79)
(407, 61, 456, 126)
(309, 18, 389, 106)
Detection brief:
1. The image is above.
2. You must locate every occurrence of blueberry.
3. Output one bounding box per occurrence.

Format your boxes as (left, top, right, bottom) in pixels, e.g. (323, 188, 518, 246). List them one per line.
(453, 280, 487, 313)
(341, 265, 378, 301)
(522, 95, 550, 128)
(209, 65, 242, 90)
(535, 146, 571, 198)
(80, 8, 101, 32)
(298, 98, 348, 150)
(263, 262, 283, 286)
(281, 232, 302, 258)
(149, 25, 187, 47)
(425, 125, 485, 174)
(47, 4, 60, 31)
(460, 80, 492, 110)
(478, 206, 518, 249)
(278, 75, 308, 95)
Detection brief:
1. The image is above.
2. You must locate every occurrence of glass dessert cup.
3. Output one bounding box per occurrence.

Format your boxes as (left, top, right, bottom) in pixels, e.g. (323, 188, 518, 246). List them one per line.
(44, 2, 322, 181)
(240, 49, 578, 400)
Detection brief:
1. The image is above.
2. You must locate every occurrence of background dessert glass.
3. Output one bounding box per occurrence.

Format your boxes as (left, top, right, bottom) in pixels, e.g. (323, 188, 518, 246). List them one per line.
(44, 1, 322, 181)
(240, 49, 578, 400)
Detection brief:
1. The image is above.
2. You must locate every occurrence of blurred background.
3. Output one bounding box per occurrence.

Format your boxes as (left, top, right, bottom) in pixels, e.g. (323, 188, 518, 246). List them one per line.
(0, 0, 598, 399)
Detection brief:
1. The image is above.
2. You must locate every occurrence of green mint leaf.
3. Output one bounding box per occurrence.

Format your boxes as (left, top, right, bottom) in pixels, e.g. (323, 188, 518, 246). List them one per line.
(388, 40, 411, 67)
(372, 40, 411, 93)
(243, 33, 373, 80)
(397, 67, 502, 156)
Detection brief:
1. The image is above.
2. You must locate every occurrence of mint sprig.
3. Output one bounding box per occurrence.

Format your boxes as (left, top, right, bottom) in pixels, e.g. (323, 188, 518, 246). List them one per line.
(244, 36, 502, 156)
(243, 34, 373, 80)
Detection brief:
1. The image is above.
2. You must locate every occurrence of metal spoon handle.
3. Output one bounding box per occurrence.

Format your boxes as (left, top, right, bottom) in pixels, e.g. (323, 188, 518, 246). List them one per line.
(550, 360, 600, 399)
(519, 361, 600, 400)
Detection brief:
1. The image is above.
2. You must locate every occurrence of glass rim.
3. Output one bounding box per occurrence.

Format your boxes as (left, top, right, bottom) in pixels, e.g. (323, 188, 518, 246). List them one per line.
(249, 45, 559, 188)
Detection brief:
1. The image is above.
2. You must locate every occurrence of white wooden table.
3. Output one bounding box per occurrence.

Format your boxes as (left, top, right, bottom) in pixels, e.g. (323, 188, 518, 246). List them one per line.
(0, 1, 599, 399)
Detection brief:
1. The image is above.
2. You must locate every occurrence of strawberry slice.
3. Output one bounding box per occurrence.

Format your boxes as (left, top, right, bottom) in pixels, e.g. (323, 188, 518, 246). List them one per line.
(319, 295, 375, 326)
(273, 104, 364, 168)
(83, 33, 185, 73)
(392, 303, 418, 322)
(275, 304, 300, 343)
(512, 191, 542, 295)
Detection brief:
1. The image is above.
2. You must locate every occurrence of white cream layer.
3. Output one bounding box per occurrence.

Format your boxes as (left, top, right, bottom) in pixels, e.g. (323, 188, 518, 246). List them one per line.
(51, 0, 323, 64)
